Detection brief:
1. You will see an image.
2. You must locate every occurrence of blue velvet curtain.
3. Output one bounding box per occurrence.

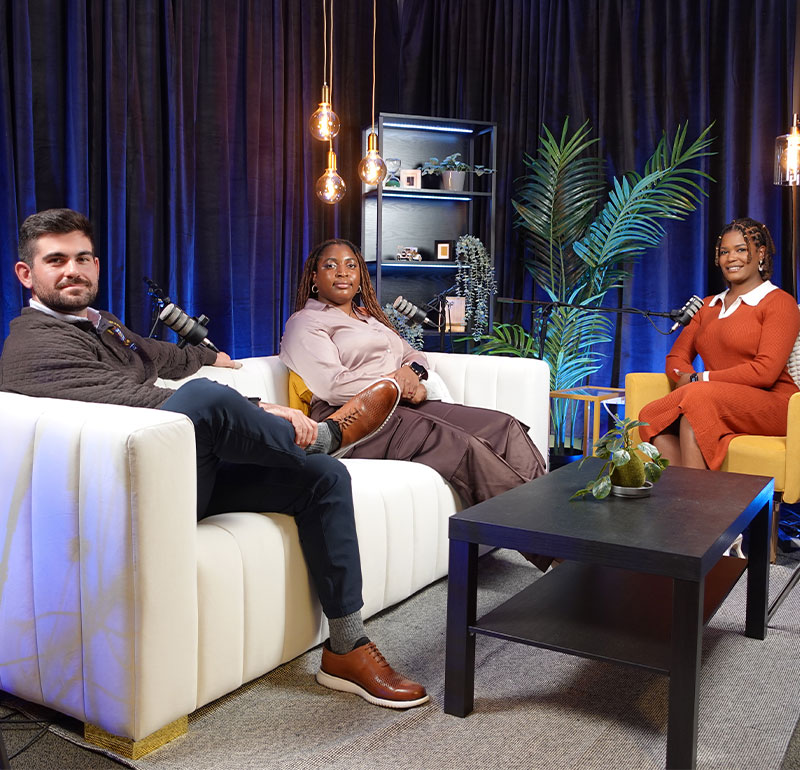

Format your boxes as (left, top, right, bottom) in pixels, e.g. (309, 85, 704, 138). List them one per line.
(1, 0, 797, 379)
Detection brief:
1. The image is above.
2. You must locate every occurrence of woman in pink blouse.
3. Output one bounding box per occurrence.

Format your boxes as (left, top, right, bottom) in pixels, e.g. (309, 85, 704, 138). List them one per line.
(279, 238, 547, 511)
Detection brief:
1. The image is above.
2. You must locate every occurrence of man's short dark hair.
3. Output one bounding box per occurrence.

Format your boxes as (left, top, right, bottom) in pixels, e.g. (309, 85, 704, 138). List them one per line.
(18, 208, 94, 266)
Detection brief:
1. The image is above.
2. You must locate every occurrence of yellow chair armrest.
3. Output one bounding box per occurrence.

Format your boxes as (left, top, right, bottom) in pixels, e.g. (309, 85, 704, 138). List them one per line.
(624, 372, 672, 445)
(287, 370, 313, 416)
(783, 391, 800, 503)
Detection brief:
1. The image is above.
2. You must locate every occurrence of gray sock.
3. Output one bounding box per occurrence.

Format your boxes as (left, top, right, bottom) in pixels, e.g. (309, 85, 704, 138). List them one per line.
(328, 611, 367, 654)
(305, 421, 333, 454)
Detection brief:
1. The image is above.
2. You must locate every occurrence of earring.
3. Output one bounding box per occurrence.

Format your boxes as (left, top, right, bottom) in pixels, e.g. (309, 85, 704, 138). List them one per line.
(311, 284, 319, 294)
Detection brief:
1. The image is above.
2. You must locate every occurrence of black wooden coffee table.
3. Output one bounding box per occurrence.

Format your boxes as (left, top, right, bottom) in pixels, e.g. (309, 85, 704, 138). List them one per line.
(444, 460, 772, 770)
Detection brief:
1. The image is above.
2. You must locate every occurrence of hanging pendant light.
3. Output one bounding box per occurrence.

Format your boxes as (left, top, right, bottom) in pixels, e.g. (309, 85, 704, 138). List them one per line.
(316, 146, 347, 204)
(309, 0, 340, 141)
(775, 114, 800, 298)
(309, 83, 340, 142)
(774, 114, 800, 186)
(358, 0, 387, 185)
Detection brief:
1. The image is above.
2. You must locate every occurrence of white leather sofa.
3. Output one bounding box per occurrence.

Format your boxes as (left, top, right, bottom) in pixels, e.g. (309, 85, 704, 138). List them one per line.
(0, 352, 550, 755)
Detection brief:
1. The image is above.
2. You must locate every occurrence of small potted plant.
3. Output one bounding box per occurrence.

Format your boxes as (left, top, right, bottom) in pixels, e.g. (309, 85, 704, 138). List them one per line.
(571, 414, 669, 500)
(421, 152, 495, 191)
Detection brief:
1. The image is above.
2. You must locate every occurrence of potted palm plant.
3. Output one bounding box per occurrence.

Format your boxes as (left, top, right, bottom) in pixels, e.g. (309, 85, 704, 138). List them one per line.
(471, 118, 714, 461)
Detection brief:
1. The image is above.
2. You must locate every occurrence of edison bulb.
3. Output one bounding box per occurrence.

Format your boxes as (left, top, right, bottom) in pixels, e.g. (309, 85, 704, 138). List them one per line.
(358, 132, 387, 185)
(309, 85, 340, 141)
(316, 150, 346, 204)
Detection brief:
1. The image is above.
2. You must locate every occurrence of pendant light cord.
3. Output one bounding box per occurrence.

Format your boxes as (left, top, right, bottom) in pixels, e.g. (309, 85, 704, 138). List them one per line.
(322, 0, 327, 85)
(371, 0, 376, 133)
(328, 0, 334, 104)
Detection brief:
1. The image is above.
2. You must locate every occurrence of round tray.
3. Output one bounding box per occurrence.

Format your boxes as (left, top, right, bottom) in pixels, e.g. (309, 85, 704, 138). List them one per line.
(610, 481, 653, 498)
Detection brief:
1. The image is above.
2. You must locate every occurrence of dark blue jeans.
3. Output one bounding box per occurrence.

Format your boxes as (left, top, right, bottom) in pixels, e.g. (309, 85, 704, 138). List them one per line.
(160, 378, 363, 619)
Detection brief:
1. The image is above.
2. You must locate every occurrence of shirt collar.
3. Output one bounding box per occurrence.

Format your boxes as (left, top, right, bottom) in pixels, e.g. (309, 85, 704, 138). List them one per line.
(709, 280, 777, 308)
(30, 298, 103, 328)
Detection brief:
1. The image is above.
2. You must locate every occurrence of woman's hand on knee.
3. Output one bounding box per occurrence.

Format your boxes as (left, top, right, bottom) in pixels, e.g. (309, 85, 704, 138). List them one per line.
(387, 366, 421, 401)
(405, 382, 427, 405)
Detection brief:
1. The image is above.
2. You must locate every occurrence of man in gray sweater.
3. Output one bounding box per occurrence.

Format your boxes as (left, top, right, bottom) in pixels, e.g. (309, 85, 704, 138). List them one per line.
(0, 208, 427, 710)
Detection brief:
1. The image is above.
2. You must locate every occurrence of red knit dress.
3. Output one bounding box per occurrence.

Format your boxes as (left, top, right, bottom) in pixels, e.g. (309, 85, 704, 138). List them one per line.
(638, 285, 800, 470)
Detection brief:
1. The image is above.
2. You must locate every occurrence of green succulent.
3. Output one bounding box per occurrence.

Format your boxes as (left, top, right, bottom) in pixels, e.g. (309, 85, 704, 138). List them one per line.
(420, 152, 495, 176)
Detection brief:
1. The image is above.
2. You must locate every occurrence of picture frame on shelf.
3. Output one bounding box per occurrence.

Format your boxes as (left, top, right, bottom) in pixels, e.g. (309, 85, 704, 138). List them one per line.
(400, 169, 421, 189)
(435, 240, 455, 260)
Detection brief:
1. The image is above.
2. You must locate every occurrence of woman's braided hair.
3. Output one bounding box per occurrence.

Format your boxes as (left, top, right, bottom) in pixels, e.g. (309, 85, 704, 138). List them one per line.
(295, 238, 397, 331)
(714, 217, 775, 280)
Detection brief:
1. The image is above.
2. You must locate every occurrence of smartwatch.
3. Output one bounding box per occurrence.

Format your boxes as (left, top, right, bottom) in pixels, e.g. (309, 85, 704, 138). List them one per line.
(689, 372, 699, 383)
(407, 362, 428, 381)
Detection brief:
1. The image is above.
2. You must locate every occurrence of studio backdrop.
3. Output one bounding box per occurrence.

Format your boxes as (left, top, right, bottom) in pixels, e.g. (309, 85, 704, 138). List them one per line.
(0, 0, 796, 384)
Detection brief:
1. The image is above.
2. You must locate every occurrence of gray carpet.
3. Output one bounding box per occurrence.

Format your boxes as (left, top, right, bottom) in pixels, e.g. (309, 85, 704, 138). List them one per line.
(4, 550, 800, 769)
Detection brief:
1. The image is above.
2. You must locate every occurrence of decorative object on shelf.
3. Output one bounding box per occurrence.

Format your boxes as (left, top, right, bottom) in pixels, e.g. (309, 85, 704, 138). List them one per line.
(396, 246, 421, 261)
(400, 169, 421, 189)
(435, 240, 454, 260)
(470, 118, 714, 451)
(357, 0, 387, 186)
(570, 414, 668, 501)
(421, 152, 495, 191)
(774, 113, 799, 297)
(384, 158, 402, 187)
(308, 0, 340, 142)
(316, 148, 347, 204)
(443, 296, 466, 332)
(455, 234, 496, 341)
(383, 303, 425, 350)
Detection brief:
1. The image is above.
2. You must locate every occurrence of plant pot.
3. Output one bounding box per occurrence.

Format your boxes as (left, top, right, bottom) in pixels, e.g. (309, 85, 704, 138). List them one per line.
(441, 170, 466, 191)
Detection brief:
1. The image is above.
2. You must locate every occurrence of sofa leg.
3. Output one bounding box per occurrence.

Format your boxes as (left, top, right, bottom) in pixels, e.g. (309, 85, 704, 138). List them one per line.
(84, 715, 188, 759)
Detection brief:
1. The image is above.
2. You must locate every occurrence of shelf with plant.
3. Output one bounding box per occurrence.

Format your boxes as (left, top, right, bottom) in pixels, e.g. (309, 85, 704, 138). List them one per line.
(469, 118, 715, 453)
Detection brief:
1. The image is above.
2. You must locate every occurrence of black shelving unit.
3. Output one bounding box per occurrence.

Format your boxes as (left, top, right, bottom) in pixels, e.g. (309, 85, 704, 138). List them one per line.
(361, 113, 496, 347)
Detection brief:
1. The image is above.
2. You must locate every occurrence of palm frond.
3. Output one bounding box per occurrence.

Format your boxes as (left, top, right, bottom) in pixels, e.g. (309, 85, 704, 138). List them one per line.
(513, 118, 605, 299)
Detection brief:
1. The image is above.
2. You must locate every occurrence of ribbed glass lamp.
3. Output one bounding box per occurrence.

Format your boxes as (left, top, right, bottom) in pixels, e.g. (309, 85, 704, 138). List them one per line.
(775, 114, 800, 186)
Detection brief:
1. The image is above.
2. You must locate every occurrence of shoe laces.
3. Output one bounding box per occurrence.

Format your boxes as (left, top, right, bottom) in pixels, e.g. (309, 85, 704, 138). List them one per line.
(363, 642, 389, 668)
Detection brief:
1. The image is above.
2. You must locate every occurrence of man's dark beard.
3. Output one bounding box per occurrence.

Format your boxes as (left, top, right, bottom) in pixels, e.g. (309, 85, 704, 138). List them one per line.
(36, 282, 98, 314)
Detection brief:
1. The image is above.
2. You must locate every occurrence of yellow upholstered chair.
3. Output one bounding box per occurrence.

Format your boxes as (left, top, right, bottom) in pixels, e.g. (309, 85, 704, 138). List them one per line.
(625, 372, 800, 619)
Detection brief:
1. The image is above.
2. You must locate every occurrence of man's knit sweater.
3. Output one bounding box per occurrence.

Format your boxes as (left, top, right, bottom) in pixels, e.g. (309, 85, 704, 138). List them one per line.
(0, 307, 217, 407)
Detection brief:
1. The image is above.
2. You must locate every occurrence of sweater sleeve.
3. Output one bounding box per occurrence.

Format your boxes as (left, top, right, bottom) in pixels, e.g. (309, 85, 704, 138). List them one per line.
(707, 291, 800, 387)
(664, 302, 705, 382)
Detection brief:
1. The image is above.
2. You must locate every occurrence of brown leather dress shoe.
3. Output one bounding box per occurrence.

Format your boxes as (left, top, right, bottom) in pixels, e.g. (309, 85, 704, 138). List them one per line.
(328, 378, 401, 458)
(316, 641, 429, 708)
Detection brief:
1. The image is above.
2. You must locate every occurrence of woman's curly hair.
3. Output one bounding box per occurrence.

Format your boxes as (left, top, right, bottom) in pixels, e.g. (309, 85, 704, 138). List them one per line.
(714, 217, 775, 281)
(295, 238, 396, 331)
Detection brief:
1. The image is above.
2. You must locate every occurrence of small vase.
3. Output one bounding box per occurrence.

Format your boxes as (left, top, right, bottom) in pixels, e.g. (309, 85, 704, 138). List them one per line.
(441, 170, 466, 191)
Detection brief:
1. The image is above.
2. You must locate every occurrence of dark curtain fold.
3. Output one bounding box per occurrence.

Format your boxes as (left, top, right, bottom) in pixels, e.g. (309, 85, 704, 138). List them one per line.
(391, 0, 796, 381)
(1, 0, 797, 381)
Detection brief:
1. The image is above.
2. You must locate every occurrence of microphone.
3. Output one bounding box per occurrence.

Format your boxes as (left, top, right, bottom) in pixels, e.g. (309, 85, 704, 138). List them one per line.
(159, 303, 220, 352)
(393, 296, 439, 328)
(669, 295, 703, 333)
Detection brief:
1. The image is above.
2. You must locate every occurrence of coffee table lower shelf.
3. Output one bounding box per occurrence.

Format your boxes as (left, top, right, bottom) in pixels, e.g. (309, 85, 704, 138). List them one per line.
(471, 556, 747, 673)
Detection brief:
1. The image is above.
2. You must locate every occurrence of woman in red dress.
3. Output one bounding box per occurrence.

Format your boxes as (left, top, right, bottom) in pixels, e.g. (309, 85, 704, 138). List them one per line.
(639, 217, 800, 469)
